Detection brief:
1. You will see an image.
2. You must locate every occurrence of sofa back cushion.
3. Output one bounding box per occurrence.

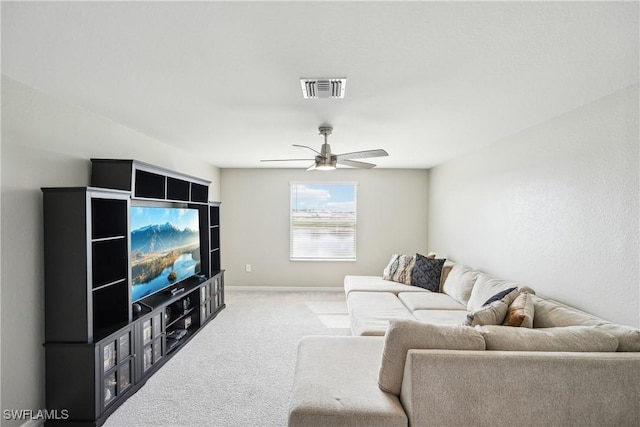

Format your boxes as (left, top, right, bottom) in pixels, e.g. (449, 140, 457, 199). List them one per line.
(441, 264, 480, 306)
(476, 325, 619, 352)
(531, 295, 640, 352)
(378, 319, 485, 395)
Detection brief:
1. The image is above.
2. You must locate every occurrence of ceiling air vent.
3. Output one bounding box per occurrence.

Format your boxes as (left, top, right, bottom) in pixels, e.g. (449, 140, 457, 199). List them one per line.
(300, 78, 346, 99)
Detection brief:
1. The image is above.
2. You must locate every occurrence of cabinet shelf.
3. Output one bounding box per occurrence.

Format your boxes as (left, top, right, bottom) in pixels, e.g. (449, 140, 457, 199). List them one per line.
(92, 235, 126, 243)
(166, 306, 197, 330)
(93, 278, 127, 292)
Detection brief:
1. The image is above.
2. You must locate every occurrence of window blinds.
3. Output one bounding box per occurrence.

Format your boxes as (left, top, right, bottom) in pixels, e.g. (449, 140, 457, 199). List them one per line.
(290, 182, 357, 261)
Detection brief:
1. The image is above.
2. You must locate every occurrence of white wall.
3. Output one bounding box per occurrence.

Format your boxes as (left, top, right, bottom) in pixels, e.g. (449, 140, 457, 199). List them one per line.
(0, 77, 220, 425)
(428, 84, 639, 328)
(221, 168, 429, 287)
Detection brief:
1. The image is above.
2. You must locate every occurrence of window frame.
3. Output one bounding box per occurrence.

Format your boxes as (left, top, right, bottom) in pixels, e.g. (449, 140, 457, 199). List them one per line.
(289, 181, 358, 262)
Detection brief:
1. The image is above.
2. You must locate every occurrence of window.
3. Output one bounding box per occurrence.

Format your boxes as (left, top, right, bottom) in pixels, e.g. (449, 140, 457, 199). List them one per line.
(290, 182, 357, 261)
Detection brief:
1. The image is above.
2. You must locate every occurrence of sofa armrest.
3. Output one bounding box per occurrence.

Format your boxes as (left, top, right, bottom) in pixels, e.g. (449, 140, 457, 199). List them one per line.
(400, 349, 640, 427)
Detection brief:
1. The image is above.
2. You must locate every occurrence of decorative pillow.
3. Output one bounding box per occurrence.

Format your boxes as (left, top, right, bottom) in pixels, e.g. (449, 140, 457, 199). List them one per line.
(464, 287, 519, 327)
(382, 254, 400, 280)
(484, 287, 517, 305)
(378, 319, 486, 395)
(439, 263, 454, 292)
(441, 264, 480, 306)
(411, 254, 445, 292)
(503, 291, 534, 328)
(475, 325, 619, 352)
(466, 273, 534, 312)
(391, 254, 415, 285)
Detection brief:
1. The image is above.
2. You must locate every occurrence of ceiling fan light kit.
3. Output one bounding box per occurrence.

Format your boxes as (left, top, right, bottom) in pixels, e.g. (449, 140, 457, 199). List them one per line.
(261, 125, 388, 171)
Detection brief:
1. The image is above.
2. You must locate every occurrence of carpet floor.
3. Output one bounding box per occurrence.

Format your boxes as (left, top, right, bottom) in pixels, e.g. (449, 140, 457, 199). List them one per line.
(103, 291, 351, 427)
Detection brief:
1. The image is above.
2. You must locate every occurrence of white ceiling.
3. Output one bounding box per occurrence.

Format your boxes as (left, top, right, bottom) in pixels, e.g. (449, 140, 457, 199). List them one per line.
(2, 2, 638, 169)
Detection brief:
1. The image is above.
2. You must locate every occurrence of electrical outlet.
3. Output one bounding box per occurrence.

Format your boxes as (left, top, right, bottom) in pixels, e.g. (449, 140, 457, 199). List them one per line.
(245, 264, 251, 272)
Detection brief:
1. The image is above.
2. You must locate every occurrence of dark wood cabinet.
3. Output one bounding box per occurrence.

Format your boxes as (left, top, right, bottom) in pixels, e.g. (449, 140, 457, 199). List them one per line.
(45, 325, 135, 424)
(42, 160, 224, 426)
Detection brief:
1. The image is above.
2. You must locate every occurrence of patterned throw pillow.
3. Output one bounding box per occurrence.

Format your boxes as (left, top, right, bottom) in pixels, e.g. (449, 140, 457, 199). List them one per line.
(502, 291, 535, 328)
(411, 254, 446, 292)
(382, 254, 400, 280)
(391, 254, 415, 285)
(464, 287, 519, 327)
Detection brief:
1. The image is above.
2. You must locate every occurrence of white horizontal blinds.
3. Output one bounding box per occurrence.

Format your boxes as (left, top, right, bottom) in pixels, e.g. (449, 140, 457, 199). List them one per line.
(290, 182, 357, 261)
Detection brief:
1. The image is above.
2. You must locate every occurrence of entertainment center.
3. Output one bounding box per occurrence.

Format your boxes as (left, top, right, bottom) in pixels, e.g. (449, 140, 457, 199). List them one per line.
(42, 160, 224, 426)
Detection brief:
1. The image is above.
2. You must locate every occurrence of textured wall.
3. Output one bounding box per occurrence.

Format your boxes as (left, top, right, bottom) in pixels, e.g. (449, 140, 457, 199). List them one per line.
(428, 84, 639, 327)
(221, 168, 429, 287)
(0, 77, 220, 425)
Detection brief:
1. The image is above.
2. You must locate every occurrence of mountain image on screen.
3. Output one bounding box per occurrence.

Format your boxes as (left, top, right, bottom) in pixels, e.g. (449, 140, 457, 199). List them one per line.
(130, 209, 201, 302)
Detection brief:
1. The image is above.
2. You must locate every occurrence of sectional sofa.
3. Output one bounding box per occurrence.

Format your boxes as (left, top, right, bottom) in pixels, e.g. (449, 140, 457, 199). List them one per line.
(289, 261, 640, 427)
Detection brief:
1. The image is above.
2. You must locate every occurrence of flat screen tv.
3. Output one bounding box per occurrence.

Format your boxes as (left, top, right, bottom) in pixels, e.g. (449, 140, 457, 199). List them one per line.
(130, 206, 201, 302)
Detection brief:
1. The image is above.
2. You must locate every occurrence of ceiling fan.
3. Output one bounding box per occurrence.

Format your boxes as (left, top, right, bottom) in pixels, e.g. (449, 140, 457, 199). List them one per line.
(260, 126, 388, 171)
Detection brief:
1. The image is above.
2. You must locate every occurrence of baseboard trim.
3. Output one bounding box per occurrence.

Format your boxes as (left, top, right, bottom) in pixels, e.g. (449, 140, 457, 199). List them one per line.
(226, 286, 343, 292)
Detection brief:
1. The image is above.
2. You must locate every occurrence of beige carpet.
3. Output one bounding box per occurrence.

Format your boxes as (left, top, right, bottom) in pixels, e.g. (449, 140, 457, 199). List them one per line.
(103, 291, 350, 427)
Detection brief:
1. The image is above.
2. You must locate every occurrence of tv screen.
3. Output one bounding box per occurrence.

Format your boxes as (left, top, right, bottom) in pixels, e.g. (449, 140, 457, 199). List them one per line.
(130, 206, 201, 302)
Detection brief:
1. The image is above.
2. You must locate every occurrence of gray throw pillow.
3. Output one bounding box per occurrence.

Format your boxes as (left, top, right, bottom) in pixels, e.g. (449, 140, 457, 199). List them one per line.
(411, 254, 445, 292)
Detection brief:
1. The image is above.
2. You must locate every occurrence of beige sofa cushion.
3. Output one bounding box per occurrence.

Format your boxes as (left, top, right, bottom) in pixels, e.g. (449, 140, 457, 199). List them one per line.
(378, 319, 485, 395)
(398, 292, 466, 311)
(440, 264, 480, 306)
(344, 275, 429, 296)
(532, 295, 640, 352)
(289, 336, 407, 427)
(503, 291, 534, 328)
(476, 325, 619, 352)
(348, 292, 414, 336)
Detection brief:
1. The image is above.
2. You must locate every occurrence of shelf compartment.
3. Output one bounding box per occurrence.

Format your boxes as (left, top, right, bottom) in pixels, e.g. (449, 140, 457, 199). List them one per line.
(209, 205, 220, 224)
(92, 199, 128, 239)
(210, 248, 221, 273)
(191, 183, 209, 203)
(92, 238, 128, 289)
(93, 282, 129, 336)
(134, 170, 166, 199)
(210, 226, 220, 250)
(167, 177, 190, 201)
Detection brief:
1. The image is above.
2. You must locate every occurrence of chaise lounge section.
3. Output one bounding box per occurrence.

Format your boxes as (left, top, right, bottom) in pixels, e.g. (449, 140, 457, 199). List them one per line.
(289, 260, 640, 426)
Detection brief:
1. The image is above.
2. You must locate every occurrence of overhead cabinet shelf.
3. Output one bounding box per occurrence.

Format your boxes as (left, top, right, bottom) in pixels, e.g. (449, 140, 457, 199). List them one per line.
(91, 159, 210, 203)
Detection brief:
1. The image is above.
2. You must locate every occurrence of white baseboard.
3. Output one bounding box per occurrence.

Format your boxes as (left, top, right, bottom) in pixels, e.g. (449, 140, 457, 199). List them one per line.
(226, 286, 343, 292)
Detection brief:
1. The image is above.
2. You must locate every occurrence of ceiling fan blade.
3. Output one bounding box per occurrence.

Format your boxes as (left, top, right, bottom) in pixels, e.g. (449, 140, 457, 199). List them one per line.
(260, 158, 315, 162)
(306, 163, 317, 171)
(336, 149, 388, 160)
(294, 144, 323, 157)
(337, 159, 376, 169)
